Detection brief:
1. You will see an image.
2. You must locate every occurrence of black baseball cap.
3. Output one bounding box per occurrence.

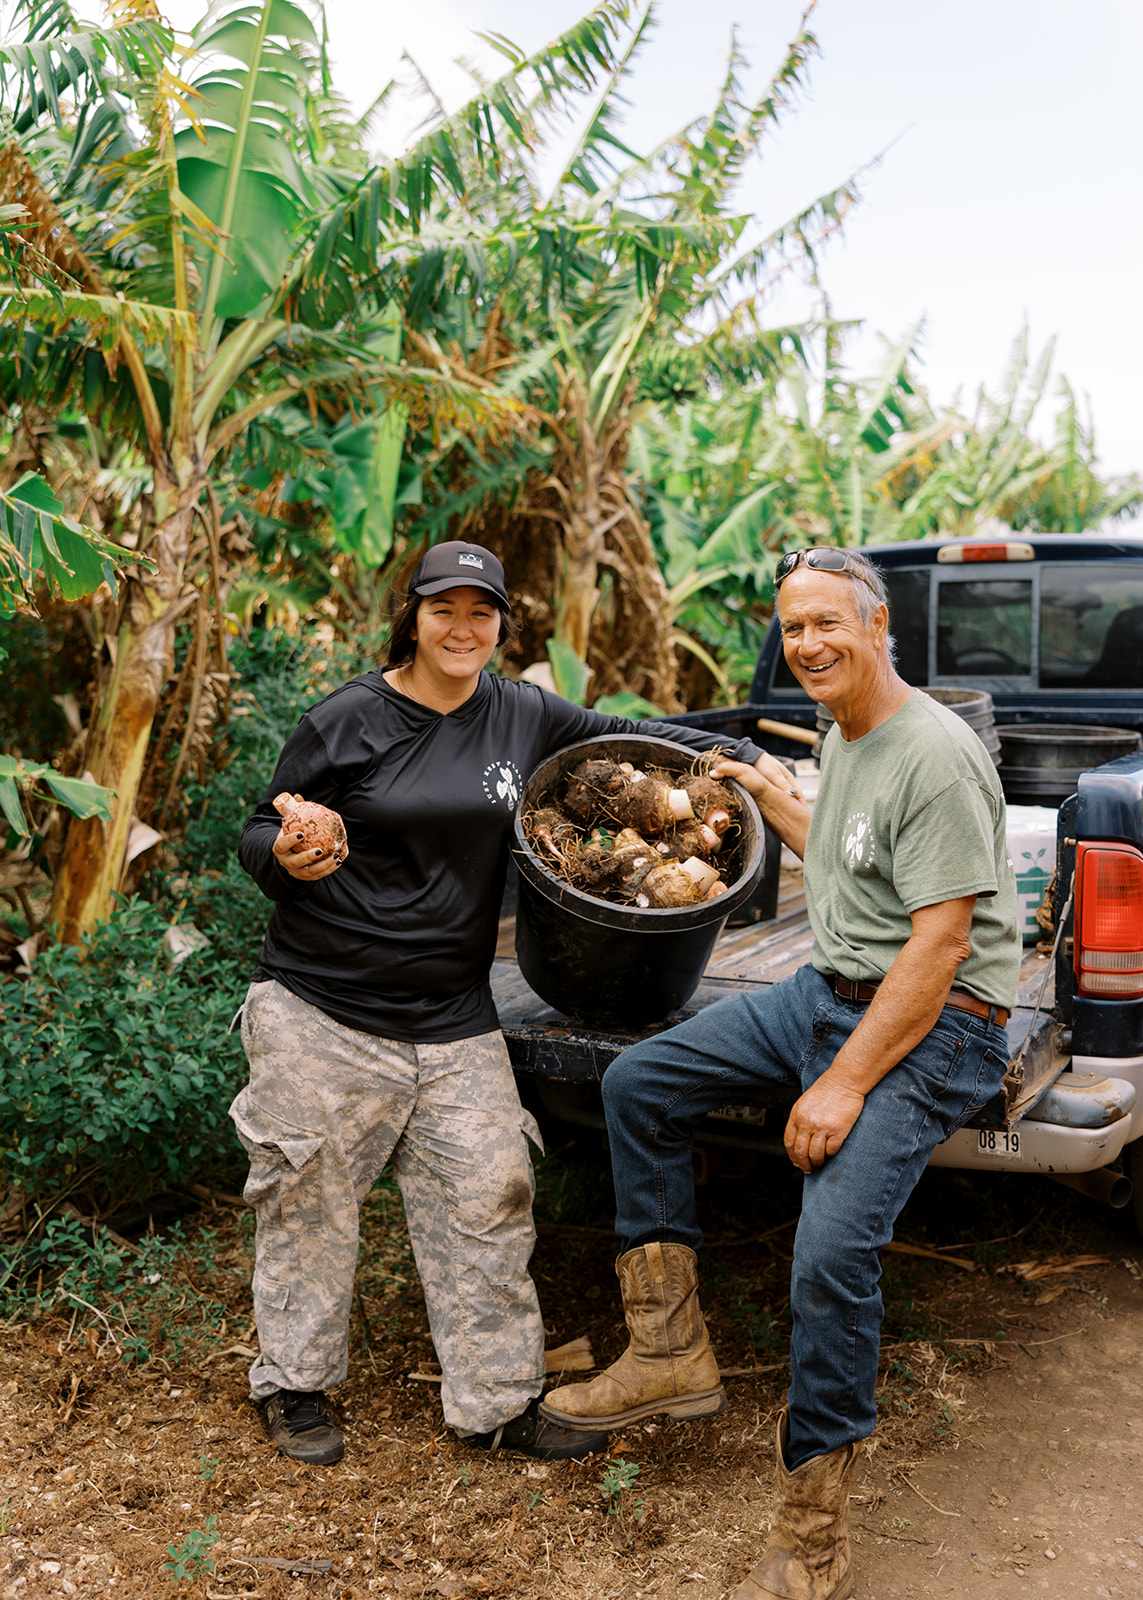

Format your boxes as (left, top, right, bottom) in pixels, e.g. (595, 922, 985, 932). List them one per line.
(411, 541, 510, 609)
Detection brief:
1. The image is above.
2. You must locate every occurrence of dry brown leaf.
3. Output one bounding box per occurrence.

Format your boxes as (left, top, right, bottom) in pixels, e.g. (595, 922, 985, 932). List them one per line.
(1011, 1255, 1110, 1281)
(885, 1241, 977, 1271)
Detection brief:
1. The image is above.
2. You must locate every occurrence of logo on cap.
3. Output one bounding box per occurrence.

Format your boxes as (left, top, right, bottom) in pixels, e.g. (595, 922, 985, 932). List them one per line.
(458, 553, 484, 569)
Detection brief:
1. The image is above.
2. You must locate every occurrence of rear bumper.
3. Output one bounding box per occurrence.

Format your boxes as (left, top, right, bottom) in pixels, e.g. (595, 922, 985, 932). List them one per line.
(928, 1100, 1134, 1174)
(1071, 1051, 1143, 1142)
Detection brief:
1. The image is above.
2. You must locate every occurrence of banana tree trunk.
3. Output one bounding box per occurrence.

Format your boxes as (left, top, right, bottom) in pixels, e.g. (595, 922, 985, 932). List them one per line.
(555, 508, 605, 660)
(49, 485, 201, 942)
(552, 393, 606, 660)
(548, 383, 681, 710)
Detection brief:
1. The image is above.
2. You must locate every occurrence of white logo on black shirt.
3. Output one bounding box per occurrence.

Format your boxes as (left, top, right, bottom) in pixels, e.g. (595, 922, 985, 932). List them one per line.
(482, 759, 522, 809)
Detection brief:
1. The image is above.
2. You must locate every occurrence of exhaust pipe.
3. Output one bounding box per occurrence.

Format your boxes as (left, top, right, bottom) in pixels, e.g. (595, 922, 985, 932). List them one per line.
(1049, 1167, 1132, 1209)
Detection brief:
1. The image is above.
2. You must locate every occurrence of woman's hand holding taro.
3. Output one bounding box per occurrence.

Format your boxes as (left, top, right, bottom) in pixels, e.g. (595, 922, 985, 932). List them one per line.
(271, 792, 348, 881)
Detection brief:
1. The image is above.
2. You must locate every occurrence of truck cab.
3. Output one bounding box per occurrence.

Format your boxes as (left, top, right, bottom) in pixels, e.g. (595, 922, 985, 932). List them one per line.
(748, 532, 1143, 748)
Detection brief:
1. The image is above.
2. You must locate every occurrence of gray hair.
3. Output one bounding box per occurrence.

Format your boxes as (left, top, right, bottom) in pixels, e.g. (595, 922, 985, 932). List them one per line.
(837, 548, 888, 621)
(842, 551, 898, 665)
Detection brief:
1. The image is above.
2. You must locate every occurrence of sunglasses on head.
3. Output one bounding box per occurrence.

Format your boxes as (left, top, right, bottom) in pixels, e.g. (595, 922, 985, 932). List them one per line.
(774, 547, 879, 593)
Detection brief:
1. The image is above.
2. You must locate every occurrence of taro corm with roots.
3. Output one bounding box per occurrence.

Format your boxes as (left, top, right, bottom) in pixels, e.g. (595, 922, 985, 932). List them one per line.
(273, 792, 347, 855)
(527, 807, 580, 864)
(562, 759, 628, 823)
(654, 818, 723, 863)
(563, 760, 694, 838)
(574, 828, 658, 896)
(635, 855, 721, 908)
(609, 770, 694, 836)
(680, 773, 735, 840)
(523, 752, 743, 909)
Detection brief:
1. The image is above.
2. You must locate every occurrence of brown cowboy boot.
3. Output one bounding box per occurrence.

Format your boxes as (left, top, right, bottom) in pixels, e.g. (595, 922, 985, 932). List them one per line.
(731, 1410, 863, 1600)
(539, 1241, 725, 1430)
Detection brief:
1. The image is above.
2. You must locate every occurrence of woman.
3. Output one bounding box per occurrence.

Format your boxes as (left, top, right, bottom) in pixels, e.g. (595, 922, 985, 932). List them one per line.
(231, 540, 774, 1466)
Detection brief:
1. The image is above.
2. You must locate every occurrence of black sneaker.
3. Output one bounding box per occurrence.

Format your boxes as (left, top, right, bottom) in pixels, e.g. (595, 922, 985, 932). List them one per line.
(465, 1398, 608, 1461)
(259, 1389, 344, 1465)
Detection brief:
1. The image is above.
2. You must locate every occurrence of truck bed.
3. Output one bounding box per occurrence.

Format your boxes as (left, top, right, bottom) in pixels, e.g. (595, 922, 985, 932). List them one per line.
(492, 869, 1061, 1137)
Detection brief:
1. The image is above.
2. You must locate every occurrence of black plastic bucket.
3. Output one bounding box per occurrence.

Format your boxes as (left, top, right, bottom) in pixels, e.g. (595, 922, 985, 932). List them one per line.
(996, 723, 1143, 805)
(815, 687, 1001, 765)
(512, 734, 765, 1027)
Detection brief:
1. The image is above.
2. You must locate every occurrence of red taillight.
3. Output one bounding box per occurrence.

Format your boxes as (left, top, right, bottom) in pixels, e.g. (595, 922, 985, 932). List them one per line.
(1075, 843, 1143, 997)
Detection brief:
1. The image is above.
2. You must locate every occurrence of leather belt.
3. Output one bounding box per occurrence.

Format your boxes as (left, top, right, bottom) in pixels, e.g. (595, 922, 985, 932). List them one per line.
(828, 973, 1008, 1030)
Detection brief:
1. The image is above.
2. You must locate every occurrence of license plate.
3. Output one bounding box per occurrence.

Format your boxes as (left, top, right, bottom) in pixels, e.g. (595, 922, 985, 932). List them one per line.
(977, 1129, 1021, 1155)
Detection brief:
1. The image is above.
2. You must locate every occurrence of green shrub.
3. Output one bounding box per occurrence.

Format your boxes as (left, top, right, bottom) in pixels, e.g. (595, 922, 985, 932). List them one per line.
(0, 1213, 232, 1360)
(0, 627, 379, 1219)
(0, 896, 248, 1215)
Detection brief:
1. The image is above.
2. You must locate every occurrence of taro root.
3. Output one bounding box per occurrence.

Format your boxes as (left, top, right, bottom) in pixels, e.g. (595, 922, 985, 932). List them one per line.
(563, 759, 628, 823)
(523, 751, 747, 909)
(681, 772, 735, 820)
(634, 855, 719, 909)
(273, 792, 347, 854)
(655, 819, 722, 863)
(563, 759, 695, 836)
(574, 827, 657, 897)
(606, 771, 694, 836)
(527, 807, 580, 863)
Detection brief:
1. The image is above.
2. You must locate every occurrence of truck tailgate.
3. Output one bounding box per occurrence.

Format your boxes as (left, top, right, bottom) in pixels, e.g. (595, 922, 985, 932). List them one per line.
(492, 869, 1061, 1127)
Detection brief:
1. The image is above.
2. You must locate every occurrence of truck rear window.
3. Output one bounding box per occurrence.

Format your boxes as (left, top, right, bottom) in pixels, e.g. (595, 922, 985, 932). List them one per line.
(936, 580, 1032, 677)
(1041, 566, 1143, 689)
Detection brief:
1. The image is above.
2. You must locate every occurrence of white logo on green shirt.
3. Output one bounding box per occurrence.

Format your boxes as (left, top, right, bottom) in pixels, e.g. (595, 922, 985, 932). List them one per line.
(844, 812, 874, 871)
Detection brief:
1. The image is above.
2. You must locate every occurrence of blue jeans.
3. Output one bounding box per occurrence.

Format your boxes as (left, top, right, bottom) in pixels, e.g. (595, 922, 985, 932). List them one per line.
(601, 963, 1008, 1469)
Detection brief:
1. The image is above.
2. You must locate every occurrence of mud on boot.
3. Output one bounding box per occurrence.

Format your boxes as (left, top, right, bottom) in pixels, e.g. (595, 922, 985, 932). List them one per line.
(540, 1241, 725, 1431)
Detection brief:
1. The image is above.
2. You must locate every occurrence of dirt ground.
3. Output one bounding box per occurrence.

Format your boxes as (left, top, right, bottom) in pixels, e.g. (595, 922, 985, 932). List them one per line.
(2, 1148, 1142, 1600)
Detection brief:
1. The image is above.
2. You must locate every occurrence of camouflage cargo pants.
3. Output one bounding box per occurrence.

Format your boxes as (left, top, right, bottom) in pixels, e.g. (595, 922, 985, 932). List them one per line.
(229, 979, 546, 1434)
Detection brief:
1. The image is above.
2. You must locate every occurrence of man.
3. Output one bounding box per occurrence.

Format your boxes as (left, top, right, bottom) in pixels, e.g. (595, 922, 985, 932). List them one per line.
(541, 546, 1019, 1600)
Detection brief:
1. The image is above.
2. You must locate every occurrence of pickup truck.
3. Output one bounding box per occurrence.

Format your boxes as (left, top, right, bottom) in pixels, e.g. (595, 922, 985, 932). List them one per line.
(489, 531, 1143, 1230)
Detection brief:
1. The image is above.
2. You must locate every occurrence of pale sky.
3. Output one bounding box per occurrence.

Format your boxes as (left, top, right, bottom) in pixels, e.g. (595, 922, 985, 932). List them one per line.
(68, 0, 1143, 478)
(321, 0, 1143, 480)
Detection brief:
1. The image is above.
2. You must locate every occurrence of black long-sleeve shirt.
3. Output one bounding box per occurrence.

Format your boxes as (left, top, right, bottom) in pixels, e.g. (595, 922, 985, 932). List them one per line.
(239, 670, 762, 1042)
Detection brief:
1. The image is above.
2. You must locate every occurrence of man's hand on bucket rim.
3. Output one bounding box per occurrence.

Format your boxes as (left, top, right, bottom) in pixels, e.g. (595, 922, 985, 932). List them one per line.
(713, 754, 811, 859)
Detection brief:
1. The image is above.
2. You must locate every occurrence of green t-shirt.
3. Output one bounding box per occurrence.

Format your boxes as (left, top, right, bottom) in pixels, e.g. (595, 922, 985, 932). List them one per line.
(804, 691, 1020, 1011)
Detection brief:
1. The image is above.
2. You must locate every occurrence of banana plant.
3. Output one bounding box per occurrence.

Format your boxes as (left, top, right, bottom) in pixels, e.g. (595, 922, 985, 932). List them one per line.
(486, 2, 864, 708)
(0, 468, 141, 617)
(634, 320, 1143, 699)
(0, 756, 114, 841)
(0, 0, 634, 939)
